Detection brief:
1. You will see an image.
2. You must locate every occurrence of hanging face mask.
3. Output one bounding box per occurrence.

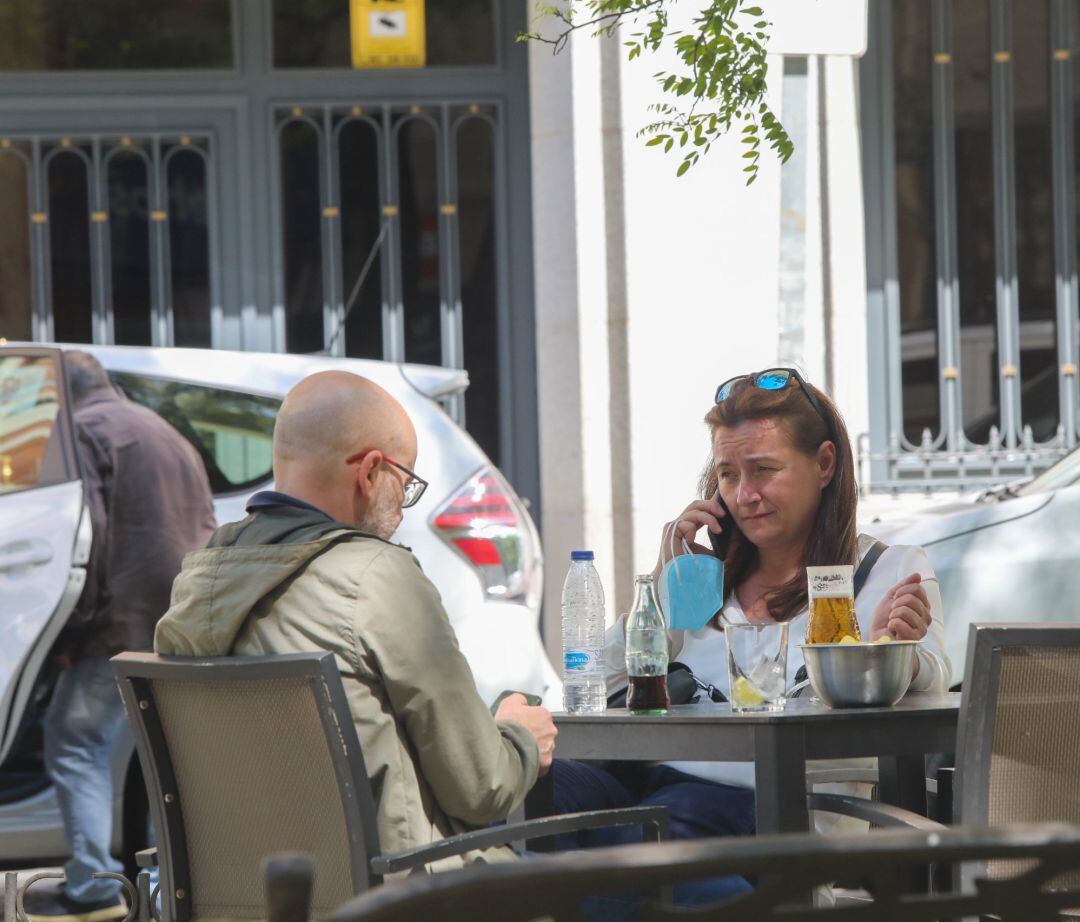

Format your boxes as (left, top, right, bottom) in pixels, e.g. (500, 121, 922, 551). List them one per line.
(657, 530, 726, 631)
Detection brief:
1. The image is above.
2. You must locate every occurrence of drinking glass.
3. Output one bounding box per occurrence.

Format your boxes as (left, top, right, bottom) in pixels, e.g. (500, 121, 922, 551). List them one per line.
(724, 622, 788, 712)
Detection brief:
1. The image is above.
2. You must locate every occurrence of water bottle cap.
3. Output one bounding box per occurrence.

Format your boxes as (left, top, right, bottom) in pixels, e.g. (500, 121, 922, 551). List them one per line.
(570, 550, 594, 561)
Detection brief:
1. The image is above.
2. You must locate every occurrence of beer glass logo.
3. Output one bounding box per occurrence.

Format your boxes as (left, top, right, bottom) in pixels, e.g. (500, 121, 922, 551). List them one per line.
(564, 651, 590, 671)
(806, 565, 854, 598)
(810, 573, 845, 592)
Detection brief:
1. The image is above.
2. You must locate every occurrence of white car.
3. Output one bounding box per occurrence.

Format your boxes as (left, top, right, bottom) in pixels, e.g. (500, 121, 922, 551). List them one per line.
(864, 451, 1080, 685)
(0, 343, 557, 865)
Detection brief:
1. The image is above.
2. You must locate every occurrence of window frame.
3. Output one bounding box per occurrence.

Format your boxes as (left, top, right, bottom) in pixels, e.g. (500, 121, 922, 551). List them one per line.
(109, 370, 280, 497)
(0, 346, 80, 496)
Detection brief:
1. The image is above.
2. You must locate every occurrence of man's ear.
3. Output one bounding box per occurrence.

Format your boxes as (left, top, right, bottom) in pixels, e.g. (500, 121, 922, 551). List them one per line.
(353, 451, 383, 501)
(817, 440, 837, 488)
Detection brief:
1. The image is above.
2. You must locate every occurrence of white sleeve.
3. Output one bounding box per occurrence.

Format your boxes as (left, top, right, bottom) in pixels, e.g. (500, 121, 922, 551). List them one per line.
(603, 614, 629, 688)
(885, 545, 952, 693)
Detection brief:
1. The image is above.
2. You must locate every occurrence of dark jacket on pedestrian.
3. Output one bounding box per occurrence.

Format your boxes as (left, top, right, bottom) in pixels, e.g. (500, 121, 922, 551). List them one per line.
(63, 387, 216, 658)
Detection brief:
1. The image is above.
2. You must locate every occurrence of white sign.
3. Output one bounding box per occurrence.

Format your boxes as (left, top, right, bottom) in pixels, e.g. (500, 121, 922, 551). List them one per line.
(369, 11, 407, 37)
(763, 0, 868, 57)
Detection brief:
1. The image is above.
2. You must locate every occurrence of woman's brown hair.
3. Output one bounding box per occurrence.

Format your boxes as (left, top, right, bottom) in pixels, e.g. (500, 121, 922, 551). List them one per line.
(701, 374, 858, 623)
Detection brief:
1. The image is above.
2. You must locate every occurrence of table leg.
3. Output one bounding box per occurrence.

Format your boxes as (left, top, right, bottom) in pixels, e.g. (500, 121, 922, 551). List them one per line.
(878, 754, 928, 816)
(753, 724, 809, 834)
(879, 755, 931, 893)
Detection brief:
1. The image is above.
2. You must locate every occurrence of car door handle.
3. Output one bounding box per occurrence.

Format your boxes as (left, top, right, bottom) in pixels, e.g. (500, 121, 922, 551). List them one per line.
(0, 540, 54, 573)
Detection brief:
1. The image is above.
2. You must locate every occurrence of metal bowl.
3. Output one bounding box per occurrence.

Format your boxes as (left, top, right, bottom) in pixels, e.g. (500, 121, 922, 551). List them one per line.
(798, 641, 919, 708)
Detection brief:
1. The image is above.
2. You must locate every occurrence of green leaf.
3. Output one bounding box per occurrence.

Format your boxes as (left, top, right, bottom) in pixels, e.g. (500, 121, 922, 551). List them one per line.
(677, 158, 693, 176)
(517, 0, 793, 181)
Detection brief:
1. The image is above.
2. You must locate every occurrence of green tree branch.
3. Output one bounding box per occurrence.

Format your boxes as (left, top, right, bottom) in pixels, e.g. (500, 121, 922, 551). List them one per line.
(519, 1, 793, 183)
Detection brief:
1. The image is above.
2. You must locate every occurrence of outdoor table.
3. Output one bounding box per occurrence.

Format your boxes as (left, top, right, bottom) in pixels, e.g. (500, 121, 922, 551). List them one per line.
(537, 691, 960, 836)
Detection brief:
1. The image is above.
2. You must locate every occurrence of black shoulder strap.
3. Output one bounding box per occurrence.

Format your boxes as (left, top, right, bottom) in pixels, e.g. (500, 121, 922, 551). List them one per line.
(854, 539, 889, 599)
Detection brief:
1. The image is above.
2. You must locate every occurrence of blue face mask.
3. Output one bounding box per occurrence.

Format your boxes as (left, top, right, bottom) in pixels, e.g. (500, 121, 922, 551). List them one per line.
(657, 533, 726, 631)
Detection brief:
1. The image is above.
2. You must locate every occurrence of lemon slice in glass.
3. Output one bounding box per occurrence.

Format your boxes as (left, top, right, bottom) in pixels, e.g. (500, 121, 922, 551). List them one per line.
(732, 676, 766, 707)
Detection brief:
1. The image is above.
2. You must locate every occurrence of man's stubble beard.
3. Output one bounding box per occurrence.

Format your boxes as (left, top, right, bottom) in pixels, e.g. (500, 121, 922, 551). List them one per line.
(359, 481, 402, 541)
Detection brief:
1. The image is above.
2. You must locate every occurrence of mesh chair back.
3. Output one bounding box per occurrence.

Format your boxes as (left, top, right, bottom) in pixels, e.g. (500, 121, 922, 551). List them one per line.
(956, 624, 1080, 886)
(113, 653, 381, 922)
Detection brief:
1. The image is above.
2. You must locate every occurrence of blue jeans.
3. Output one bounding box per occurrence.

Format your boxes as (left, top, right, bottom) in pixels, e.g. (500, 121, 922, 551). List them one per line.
(551, 759, 756, 909)
(44, 657, 128, 902)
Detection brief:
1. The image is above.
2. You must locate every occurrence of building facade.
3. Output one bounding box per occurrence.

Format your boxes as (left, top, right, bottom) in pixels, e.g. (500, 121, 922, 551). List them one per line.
(2, 1, 1075, 654)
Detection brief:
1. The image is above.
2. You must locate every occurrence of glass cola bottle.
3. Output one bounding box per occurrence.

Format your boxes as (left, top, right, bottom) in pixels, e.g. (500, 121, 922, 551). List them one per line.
(625, 574, 670, 714)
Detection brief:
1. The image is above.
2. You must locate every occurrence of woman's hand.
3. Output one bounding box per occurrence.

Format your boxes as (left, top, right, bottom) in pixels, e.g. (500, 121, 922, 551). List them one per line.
(870, 573, 932, 641)
(657, 497, 728, 565)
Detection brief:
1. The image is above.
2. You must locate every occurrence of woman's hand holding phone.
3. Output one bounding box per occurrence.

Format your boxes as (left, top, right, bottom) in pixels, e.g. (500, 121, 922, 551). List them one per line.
(658, 496, 729, 565)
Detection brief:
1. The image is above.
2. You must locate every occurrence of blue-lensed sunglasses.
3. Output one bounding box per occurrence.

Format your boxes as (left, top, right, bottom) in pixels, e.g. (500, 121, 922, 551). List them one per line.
(714, 368, 835, 443)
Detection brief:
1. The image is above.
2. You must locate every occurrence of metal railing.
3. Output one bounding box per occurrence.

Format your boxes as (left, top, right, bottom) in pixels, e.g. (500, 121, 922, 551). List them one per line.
(862, 0, 1080, 492)
(0, 131, 218, 348)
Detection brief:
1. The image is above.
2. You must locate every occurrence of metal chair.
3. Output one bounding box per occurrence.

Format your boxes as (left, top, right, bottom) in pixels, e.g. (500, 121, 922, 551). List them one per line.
(320, 823, 1080, 922)
(111, 652, 668, 922)
(810, 623, 1080, 892)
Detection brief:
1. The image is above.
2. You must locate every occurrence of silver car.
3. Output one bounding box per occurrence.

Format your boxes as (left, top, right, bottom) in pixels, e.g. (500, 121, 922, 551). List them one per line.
(865, 452, 1080, 684)
(0, 343, 557, 866)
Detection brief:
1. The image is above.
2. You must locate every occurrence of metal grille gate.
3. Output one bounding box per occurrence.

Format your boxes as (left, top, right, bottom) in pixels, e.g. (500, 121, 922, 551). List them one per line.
(0, 132, 219, 349)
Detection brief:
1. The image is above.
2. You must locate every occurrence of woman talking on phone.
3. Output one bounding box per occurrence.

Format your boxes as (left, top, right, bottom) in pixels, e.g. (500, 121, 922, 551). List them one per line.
(553, 368, 951, 854)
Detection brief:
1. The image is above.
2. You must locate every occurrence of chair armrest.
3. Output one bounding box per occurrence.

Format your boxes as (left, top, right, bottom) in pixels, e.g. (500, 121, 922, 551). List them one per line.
(808, 792, 946, 831)
(135, 848, 158, 870)
(370, 806, 669, 875)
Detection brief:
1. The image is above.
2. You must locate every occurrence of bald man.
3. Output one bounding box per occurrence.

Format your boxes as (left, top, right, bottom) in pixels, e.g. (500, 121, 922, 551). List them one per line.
(155, 371, 556, 872)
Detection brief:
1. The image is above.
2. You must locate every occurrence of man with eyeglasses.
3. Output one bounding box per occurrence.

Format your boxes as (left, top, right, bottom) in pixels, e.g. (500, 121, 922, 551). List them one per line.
(154, 370, 557, 873)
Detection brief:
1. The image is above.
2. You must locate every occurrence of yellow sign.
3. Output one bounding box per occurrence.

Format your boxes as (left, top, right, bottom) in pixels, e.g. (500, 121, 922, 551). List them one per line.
(350, 0, 426, 69)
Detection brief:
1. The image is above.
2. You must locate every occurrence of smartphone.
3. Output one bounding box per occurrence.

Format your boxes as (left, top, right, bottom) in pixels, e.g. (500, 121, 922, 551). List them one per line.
(707, 494, 735, 560)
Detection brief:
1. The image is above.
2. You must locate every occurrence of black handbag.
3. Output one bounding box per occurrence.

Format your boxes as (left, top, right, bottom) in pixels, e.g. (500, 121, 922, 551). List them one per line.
(606, 661, 725, 708)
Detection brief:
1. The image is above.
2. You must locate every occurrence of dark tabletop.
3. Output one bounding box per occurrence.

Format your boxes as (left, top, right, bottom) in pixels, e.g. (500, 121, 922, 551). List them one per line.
(551, 692, 961, 762)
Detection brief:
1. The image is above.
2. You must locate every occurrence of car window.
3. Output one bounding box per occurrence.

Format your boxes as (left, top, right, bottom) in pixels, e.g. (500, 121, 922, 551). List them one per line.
(110, 372, 279, 494)
(0, 355, 70, 494)
(1018, 445, 1080, 495)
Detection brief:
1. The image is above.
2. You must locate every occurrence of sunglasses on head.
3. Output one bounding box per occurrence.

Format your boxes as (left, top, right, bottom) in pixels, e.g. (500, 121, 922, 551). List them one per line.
(714, 367, 836, 443)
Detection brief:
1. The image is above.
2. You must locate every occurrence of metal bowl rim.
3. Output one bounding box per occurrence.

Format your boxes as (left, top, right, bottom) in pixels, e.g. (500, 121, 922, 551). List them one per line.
(797, 640, 921, 649)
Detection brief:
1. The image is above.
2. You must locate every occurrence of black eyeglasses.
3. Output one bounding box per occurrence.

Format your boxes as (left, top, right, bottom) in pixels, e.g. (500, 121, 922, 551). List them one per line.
(345, 450, 428, 508)
(714, 367, 835, 443)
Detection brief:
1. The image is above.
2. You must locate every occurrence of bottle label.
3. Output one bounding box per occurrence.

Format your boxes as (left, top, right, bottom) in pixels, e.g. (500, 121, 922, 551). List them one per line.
(564, 650, 590, 671)
(806, 565, 854, 599)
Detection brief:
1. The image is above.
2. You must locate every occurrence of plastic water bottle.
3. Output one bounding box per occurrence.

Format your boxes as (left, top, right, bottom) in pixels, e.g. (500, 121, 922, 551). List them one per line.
(562, 550, 607, 713)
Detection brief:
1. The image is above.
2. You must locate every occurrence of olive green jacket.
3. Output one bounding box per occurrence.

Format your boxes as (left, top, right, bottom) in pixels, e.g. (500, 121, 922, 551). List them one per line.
(154, 502, 538, 873)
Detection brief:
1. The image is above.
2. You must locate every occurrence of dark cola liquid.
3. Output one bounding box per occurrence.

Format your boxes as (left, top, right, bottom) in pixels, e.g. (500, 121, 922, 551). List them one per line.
(627, 674, 669, 713)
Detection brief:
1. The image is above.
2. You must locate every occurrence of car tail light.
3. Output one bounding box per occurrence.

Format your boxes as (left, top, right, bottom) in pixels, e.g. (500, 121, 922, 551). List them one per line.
(431, 466, 542, 607)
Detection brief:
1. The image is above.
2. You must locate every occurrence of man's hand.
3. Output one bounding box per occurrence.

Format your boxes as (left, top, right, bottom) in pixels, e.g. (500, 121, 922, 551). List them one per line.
(495, 693, 557, 776)
(870, 573, 932, 641)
